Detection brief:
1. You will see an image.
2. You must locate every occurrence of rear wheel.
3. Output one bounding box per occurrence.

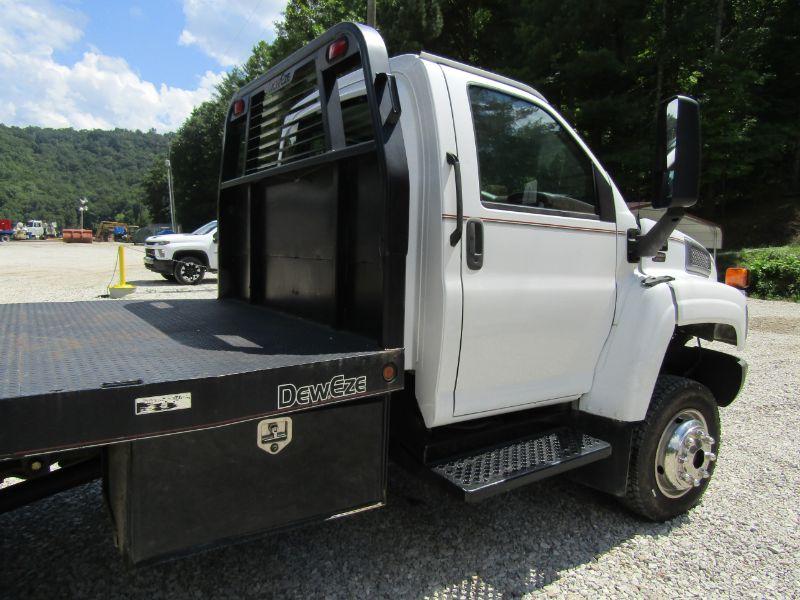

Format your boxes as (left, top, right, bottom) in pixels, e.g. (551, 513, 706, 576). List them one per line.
(622, 375, 720, 521)
(173, 256, 205, 285)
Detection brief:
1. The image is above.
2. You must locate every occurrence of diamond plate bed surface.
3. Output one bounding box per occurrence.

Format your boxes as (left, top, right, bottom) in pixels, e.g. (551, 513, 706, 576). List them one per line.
(0, 299, 378, 400)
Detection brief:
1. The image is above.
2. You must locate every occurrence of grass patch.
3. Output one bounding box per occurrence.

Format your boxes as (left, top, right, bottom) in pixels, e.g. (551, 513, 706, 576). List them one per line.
(717, 246, 800, 301)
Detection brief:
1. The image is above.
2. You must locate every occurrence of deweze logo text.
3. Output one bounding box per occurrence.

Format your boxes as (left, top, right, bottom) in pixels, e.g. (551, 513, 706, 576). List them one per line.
(277, 374, 367, 409)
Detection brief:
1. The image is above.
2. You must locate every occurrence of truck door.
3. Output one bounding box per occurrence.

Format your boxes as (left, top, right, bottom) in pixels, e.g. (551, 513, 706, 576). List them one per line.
(442, 69, 618, 417)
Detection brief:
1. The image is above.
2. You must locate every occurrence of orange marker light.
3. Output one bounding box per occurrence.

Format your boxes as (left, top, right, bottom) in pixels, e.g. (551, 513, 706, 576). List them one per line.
(725, 267, 749, 289)
(382, 363, 397, 382)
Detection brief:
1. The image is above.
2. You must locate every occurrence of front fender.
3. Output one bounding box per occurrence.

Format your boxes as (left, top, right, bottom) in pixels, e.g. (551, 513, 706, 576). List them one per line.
(580, 273, 676, 422)
(581, 273, 748, 423)
(669, 277, 748, 350)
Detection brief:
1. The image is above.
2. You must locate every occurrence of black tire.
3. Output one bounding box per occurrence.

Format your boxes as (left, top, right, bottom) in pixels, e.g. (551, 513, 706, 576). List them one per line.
(173, 256, 205, 285)
(160, 273, 176, 282)
(621, 375, 720, 521)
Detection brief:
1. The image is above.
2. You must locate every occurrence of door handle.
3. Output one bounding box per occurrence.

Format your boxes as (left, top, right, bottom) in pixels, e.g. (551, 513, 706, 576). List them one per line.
(447, 152, 463, 246)
(466, 219, 483, 270)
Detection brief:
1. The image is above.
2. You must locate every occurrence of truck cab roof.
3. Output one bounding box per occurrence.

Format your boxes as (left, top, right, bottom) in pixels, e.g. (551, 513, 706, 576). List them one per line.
(417, 52, 546, 102)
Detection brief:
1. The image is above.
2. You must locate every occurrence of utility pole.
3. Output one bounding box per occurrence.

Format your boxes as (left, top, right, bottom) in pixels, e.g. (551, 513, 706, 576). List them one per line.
(165, 158, 177, 233)
(78, 197, 88, 230)
(367, 0, 376, 27)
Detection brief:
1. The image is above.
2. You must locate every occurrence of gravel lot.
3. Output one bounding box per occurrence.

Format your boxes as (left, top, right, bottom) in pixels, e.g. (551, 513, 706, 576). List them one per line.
(0, 239, 216, 303)
(1, 241, 798, 598)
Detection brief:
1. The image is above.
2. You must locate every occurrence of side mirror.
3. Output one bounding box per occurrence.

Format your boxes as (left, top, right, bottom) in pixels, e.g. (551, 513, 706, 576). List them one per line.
(653, 95, 700, 209)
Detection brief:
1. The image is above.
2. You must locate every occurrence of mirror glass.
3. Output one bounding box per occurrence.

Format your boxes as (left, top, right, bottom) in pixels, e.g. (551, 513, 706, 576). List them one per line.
(654, 95, 699, 209)
(665, 99, 678, 171)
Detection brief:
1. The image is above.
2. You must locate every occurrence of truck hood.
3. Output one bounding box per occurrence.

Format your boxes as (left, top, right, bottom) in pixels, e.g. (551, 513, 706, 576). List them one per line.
(145, 233, 197, 244)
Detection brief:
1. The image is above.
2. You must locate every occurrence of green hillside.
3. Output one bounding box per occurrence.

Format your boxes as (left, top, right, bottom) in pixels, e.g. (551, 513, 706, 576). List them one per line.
(0, 125, 170, 229)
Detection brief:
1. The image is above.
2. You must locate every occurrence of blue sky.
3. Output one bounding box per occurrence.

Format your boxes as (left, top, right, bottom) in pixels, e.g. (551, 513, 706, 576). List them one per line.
(53, 1, 215, 90)
(0, 0, 289, 131)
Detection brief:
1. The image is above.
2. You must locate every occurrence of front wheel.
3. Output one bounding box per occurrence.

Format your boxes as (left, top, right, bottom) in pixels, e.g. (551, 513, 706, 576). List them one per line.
(622, 375, 720, 521)
(173, 257, 206, 285)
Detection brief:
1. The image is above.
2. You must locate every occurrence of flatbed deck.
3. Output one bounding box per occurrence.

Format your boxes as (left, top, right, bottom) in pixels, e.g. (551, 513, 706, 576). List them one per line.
(0, 299, 403, 459)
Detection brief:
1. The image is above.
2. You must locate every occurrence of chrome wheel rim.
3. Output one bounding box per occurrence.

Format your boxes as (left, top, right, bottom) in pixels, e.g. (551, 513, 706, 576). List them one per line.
(179, 262, 201, 283)
(655, 408, 716, 498)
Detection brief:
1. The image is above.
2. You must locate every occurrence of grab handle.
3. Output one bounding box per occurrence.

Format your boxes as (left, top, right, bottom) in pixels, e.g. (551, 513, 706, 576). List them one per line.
(447, 152, 463, 246)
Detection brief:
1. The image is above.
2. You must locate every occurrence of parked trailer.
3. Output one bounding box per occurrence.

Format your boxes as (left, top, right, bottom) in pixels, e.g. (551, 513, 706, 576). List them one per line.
(0, 24, 748, 566)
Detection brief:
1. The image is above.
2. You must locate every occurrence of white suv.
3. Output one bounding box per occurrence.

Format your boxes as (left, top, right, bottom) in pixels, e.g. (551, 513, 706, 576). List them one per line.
(144, 220, 218, 285)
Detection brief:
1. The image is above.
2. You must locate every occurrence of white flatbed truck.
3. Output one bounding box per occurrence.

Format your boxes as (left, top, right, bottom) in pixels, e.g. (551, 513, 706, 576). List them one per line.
(0, 24, 747, 565)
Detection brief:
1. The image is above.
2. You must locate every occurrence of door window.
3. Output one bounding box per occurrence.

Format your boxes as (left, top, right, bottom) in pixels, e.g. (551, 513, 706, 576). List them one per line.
(469, 86, 598, 217)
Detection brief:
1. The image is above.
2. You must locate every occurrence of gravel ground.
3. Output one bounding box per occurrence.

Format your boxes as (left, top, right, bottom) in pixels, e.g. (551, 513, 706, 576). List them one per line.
(0, 240, 216, 303)
(1, 242, 798, 598)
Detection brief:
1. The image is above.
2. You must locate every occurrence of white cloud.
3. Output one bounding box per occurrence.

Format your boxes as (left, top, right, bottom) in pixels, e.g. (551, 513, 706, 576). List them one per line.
(0, 0, 224, 132)
(179, 0, 288, 66)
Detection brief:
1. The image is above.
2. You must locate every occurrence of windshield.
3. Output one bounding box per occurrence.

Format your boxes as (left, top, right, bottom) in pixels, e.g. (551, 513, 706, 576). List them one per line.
(192, 220, 217, 235)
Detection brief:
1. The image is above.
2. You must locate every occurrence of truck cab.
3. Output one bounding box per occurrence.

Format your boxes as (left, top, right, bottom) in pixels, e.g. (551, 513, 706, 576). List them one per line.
(26, 220, 44, 239)
(143, 220, 218, 284)
(379, 53, 746, 427)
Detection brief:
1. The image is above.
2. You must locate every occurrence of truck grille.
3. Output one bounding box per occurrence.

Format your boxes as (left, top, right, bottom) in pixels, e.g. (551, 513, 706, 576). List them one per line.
(685, 240, 712, 276)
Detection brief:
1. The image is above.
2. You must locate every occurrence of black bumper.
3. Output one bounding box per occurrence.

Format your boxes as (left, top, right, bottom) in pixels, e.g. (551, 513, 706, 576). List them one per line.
(143, 256, 173, 274)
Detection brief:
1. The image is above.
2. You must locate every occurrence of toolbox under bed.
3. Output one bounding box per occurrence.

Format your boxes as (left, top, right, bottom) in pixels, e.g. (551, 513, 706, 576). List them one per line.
(0, 299, 403, 459)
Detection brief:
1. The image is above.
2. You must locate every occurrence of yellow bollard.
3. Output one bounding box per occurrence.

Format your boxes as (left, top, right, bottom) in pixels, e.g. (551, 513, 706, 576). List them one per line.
(108, 245, 136, 298)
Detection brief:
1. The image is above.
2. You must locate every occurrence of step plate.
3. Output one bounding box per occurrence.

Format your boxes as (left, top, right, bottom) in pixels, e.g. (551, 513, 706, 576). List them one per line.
(431, 429, 611, 502)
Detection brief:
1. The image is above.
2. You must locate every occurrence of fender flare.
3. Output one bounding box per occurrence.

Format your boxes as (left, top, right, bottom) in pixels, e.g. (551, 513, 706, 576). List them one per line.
(670, 277, 748, 349)
(172, 250, 210, 267)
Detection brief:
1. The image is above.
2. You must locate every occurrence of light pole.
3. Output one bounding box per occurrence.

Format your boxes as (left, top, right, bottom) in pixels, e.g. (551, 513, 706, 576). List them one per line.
(367, 0, 376, 26)
(78, 197, 88, 230)
(165, 159, 177, 233)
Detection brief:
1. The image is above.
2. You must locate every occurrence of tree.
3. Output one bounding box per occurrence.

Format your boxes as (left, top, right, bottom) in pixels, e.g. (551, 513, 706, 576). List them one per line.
(161, 0, 800, 246)
(0, 125, 169, 228)
(140, 156, 170, 224)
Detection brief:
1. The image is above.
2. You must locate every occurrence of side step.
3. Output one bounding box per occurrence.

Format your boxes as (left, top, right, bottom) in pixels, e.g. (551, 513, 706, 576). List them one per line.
(430, 428, 611, 502)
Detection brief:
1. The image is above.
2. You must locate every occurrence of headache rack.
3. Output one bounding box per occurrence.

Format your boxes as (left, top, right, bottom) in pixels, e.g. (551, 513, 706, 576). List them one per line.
(219, 22, 409, 349)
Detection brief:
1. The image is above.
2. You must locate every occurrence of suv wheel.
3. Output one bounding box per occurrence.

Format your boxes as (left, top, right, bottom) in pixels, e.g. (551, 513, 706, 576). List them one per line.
(621, 375, 720, 521)
(173, 256, 205, 285)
